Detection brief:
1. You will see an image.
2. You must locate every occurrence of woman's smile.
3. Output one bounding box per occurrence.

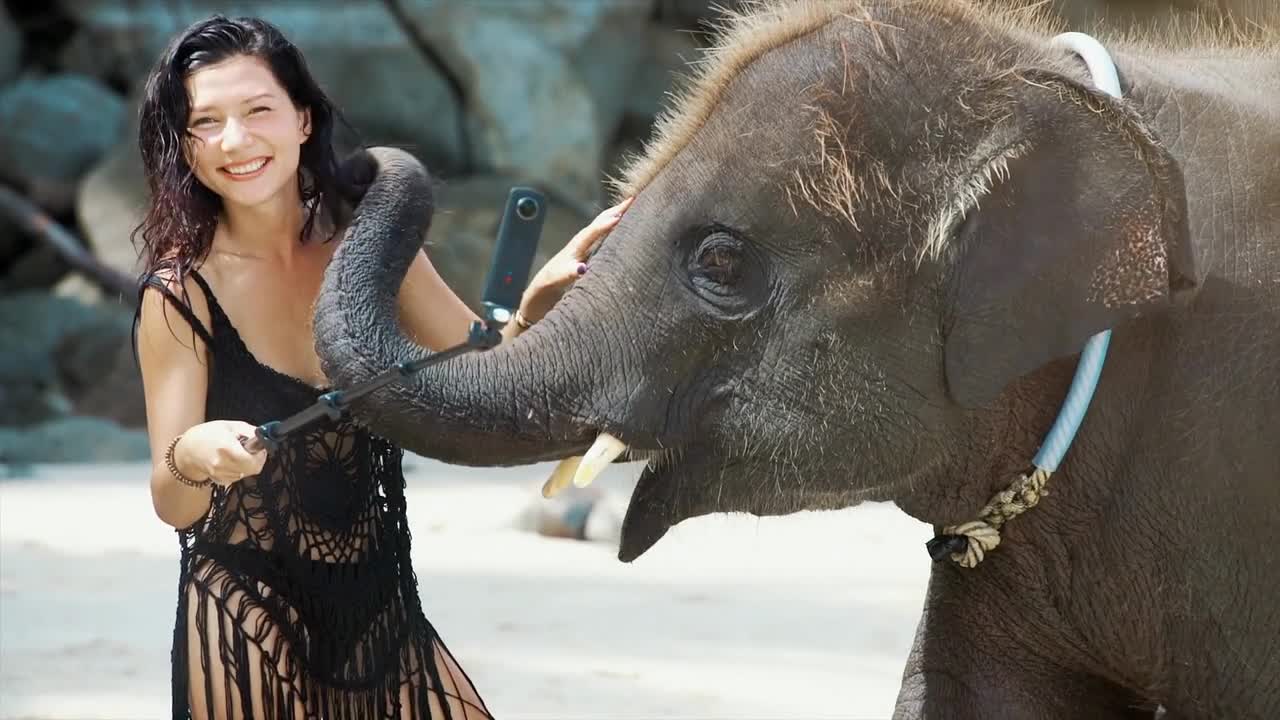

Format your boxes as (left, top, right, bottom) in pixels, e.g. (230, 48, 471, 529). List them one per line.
(220, 156, 272, 180)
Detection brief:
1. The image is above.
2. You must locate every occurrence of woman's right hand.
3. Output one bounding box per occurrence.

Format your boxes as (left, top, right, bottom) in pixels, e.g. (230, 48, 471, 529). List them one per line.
(172, 420, 267, 486)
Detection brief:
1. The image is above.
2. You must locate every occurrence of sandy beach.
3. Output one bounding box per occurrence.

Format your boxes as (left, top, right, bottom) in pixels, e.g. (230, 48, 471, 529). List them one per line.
(1, 457, 933, 720)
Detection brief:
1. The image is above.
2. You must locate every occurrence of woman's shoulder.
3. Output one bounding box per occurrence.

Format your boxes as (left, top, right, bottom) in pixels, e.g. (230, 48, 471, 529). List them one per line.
(138, 258, 216, 345)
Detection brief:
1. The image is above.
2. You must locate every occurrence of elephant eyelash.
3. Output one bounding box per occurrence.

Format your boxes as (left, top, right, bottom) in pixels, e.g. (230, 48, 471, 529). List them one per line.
(919, 141, 1030, 266)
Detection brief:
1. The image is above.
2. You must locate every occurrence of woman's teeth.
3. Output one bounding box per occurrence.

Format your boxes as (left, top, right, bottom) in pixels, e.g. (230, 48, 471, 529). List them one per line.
(224, 158, 268, 175)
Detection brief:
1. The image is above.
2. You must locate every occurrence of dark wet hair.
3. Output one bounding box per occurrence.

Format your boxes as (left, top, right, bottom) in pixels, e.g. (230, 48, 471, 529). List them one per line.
(131, 14, 358, 286)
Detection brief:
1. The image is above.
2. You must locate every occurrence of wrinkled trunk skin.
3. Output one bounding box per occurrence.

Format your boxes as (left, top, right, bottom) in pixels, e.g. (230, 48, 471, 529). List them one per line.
(313, 147, 594, 465)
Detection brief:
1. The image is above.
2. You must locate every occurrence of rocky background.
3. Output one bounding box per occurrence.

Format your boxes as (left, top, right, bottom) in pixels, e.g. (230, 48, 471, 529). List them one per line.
(0, 0, 1273, 464)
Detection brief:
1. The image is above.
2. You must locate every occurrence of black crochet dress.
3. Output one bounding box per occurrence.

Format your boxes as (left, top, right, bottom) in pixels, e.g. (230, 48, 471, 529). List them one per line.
(143, 270, 493, 720)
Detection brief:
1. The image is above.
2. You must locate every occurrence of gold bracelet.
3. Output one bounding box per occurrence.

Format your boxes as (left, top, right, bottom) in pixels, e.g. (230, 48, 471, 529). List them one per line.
(514, 310, 534, 330)
(166, 435, 212, 489)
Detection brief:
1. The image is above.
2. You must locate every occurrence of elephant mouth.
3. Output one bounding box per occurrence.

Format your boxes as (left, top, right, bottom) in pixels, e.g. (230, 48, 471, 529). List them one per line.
(550, 429, 707, 563)
(575, 430, 736, 563)
(617, 457, 686, 562)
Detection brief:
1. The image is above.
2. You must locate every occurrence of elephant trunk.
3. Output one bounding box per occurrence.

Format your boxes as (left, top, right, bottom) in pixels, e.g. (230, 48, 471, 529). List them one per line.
(312, 148, 593, 465)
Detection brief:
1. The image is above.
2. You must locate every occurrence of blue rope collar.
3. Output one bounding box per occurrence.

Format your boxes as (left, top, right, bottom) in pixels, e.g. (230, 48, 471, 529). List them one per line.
(926, 32, 1121, 567)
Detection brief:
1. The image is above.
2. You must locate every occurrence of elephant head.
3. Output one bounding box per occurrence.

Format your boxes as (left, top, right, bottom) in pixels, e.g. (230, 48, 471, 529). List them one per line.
(314, 0, 1198, 562)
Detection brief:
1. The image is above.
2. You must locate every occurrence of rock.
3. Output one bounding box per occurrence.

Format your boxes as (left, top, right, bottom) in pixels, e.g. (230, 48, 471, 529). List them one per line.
(0, 5, 20, 85)
(569, 2, 658, 140)
(0, 291, 134, 426)
(651, 0, 736, 30)
(59, 1, 466, 173)
(624, 25, 702, 123)
(0, 416, 150, 463)
(0, 73, 126, 214)
(426, 174, 595, 309)
(401, 0, 652, 206)
(0, 383, 72, 429)
(76, 99, 148, 281)
(0, 218, 20, 271)
(72, 343, 147, 429)
(55, 319, 133, 398)
(53, 273, 106, 306)
(601, 24, 701, 182)
(0, 241, 70, 294)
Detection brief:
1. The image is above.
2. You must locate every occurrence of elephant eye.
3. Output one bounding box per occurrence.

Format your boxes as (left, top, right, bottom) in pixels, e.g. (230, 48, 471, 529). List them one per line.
(695, 234, 741, 286)
(683, 225, 767, 318)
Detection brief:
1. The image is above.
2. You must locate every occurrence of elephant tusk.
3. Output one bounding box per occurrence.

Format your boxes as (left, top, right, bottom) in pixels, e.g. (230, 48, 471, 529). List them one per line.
(572, 433, 628, 488)
(541, 455, 583, 498)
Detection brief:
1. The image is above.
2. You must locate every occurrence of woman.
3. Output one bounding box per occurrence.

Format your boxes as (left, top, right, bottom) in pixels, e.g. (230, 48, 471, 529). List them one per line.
(132, 15, 630, 719)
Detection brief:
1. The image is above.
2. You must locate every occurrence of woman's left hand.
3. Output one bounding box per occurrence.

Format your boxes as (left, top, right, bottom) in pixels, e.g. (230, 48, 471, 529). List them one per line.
(517, 196, 634, 325)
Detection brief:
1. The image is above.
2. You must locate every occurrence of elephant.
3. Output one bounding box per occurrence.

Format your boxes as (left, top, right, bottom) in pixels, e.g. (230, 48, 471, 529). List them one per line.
(312, 0, 1280, 718)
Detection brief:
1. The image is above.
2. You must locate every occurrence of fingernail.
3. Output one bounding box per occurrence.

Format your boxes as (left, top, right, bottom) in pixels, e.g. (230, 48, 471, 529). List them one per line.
(576, 262, 588, 275)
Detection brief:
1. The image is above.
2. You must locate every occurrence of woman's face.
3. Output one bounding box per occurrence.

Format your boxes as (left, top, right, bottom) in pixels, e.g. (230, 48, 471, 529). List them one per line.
(183, 54, 311, 210)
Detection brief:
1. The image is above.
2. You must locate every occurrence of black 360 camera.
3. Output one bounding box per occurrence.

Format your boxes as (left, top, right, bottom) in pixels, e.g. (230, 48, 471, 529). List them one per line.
(482, 187, 547, 325)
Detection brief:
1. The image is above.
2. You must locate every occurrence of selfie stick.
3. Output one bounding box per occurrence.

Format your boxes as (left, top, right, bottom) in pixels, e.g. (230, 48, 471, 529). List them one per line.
(241, 186, 548, 454)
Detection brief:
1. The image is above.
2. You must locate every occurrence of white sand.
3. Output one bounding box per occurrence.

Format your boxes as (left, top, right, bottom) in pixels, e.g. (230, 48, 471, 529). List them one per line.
(0, 457, 933, 719)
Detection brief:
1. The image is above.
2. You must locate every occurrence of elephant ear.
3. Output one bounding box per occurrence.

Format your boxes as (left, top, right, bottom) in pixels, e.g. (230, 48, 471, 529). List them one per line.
(942, 71, 1198, 408)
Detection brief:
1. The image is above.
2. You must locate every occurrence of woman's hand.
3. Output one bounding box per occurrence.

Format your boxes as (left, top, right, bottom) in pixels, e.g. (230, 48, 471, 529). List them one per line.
(516, 196, 634, 325)
(398, 198, 634, 350)
(172, 420, 267, 487)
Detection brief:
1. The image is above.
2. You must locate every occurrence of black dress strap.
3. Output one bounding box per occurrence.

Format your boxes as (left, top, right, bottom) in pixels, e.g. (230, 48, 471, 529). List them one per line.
(138, 268, 215, 348)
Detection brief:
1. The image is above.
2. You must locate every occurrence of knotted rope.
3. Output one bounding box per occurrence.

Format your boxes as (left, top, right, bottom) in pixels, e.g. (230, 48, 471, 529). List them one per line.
(925, 467, 1053, 568)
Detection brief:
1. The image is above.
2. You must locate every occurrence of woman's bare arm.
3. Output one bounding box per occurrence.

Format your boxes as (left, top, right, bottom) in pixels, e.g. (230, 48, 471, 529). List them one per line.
(397, 249, 485, 350)
(136, 274, 265, 529)
(136, 276, 217, 528)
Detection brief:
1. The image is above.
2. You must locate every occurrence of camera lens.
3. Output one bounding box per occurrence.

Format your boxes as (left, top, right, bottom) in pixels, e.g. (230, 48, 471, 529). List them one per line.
(516, 196, 539, 220)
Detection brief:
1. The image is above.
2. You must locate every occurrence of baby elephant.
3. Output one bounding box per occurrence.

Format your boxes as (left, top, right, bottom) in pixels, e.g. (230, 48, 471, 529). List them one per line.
(313, 1, 1280, 718)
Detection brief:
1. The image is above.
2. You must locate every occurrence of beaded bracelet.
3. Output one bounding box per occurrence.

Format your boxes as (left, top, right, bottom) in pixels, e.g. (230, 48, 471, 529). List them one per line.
(166, 435, 212, 489)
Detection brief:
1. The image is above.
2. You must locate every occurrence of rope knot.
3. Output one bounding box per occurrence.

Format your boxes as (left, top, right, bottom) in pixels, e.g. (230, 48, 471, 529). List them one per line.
(929, 467, 1053, 568)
